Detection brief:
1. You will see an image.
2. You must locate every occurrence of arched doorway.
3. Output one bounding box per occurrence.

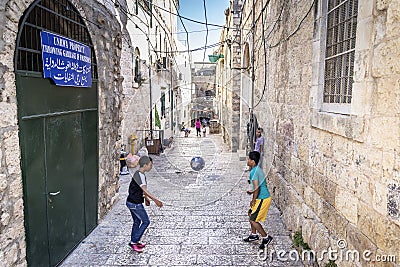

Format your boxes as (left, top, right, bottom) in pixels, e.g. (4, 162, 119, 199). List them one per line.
(15, 1, 98, 266)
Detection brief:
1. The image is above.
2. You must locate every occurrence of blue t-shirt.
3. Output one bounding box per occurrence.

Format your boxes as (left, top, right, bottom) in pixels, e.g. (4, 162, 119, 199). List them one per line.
(250, 166, 270, 199)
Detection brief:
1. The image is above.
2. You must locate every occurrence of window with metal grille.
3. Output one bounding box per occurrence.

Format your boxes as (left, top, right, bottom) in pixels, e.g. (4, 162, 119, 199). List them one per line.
(323, 0, 358, 104)
(16, 0, 97, 78)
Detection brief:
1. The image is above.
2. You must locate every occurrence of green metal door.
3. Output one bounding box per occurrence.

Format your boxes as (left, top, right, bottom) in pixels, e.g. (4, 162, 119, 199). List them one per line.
(46, 114, 85, 266)
(15, 1, 99, 266)
(17, 75, 99, 267)
(20, 112, 88, 266)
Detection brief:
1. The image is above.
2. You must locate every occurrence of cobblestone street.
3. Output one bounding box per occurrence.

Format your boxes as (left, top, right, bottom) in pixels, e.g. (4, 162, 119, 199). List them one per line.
(61, 132, 304, 266)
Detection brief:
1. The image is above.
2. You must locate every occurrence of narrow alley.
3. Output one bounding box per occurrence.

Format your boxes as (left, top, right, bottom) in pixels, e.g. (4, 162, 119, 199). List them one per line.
(60, 133, 304, 266)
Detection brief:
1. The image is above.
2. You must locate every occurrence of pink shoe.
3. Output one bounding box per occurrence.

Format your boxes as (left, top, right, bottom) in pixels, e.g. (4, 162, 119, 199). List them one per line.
(136, 242, 146, 248)
(129, 243, 144, 252)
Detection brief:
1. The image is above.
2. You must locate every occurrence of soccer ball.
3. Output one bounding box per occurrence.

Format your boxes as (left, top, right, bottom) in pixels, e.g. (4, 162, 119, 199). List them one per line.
(190, 156, 205, 171)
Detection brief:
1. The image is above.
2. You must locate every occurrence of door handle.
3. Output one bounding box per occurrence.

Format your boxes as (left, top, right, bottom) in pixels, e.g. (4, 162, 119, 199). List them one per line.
(49, 191, 60, 196)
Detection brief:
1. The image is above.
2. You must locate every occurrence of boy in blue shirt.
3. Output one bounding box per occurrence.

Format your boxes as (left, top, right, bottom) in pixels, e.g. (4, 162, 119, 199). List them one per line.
(243, 151, 273, 249)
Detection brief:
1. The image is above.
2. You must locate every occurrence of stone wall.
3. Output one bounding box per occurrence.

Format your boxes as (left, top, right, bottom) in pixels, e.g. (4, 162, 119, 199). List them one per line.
(118, 26, 151, 152)
(243, 0, 400, 266)
(81, 0, 123, 217)
(218, 0, 242, 152)
(0, 1, 27, 264)
(0, 0, 122, 265)
(220, 56, 233, 149)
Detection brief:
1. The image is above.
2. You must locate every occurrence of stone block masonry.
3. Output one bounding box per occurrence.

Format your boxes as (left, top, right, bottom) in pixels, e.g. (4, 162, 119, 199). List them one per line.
(239, 0, 400, 266)
(0, 0, 123, 266)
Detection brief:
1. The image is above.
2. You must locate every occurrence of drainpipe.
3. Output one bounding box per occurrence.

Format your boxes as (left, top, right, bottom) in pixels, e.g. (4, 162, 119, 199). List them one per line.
(251, 0, 255, 112)
(149, 54, 153, 139)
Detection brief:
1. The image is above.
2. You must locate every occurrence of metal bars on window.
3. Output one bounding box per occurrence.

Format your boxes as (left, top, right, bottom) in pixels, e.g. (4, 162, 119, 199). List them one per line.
(16, 0, 97, 78)
(323, 0, 358, 104)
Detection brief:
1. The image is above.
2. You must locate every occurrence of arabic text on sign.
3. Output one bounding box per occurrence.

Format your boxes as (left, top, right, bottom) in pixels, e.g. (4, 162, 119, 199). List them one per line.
(40, 30, 92, 87)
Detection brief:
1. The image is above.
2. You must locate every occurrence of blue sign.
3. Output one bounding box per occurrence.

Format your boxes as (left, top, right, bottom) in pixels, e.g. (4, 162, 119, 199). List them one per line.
(40, 31, 92, 87)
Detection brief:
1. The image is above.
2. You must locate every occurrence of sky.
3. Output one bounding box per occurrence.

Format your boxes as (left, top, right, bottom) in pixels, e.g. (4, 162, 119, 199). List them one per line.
(177, 0, 230, 62)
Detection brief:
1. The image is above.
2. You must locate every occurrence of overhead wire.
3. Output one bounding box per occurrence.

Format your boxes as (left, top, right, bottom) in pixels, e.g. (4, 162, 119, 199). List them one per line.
(114, 0, 185, 76)
(138, 0, 244, 65)
(150, 5, 184, 74)
(211, 0, 315, 147)
(251, 0, 256, 110)
(117, 0, 314, 110)
(141, 0, 245, 29)
(126, 0, 226, 74)
(253, 1, 286, 55)
(152, 41, 226, 54)
(202, 0, 209, 64)
(250, 0, 286, 79)
(220, 0, 288, 88)
(113, 1, 157, 54)
(125, 27, 222, 36)
(268, 0, 315, 49)
(141, 1, 221, 74)
(250, 0, 315, 109)
(52, 0, 103, 29)
(220, 0, 246, 70)
(170, 0, 191, 62)
(114, 0, 184, 98)
(252, 0, 269, 109)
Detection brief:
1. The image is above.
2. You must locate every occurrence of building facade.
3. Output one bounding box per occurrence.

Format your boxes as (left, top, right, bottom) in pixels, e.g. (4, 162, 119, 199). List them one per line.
(117, 0, 187, 152)
(215, 1, 245, 152)
(191, 62, 216, 126)
(217, 0, 400, 266)
(175, 39, 192, 129)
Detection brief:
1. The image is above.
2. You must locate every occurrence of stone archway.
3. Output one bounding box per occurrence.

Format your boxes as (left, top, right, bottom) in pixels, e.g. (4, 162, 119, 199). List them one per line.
(15, 1, 98, 266)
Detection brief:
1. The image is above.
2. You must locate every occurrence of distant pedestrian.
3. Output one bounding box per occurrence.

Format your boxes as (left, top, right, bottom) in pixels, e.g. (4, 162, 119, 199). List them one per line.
(181, 122, 190, 137)
(195, 118, 201, 137)
(163, 136, 174, 148)
(254, 127, 264, 167)
(126, 156, 163, 252)
(243, 151, 273, 250)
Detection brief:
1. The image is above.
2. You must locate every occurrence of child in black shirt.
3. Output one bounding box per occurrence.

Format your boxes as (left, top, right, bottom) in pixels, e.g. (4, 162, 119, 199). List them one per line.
(126, 156, 163, 252)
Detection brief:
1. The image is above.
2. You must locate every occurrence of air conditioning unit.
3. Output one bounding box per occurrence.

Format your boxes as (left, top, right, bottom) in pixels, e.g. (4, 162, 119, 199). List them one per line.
(155, 57, 170, 71)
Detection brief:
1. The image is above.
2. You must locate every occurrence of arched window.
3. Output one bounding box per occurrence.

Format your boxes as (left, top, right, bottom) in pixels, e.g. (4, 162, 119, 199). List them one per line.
(134, 47, 141, 83)
(15, 0, 97, 78)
